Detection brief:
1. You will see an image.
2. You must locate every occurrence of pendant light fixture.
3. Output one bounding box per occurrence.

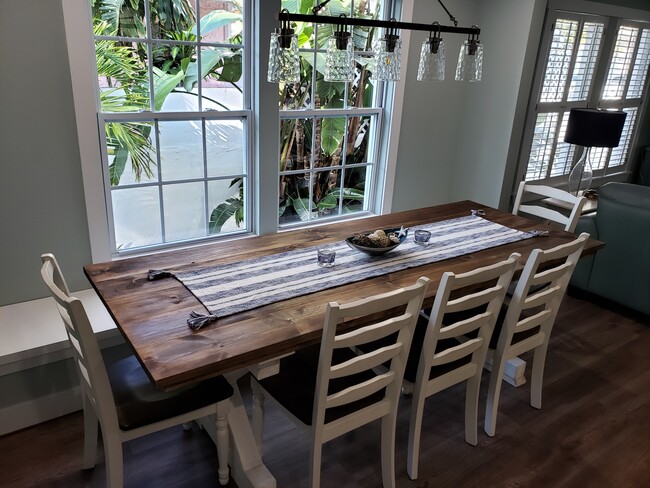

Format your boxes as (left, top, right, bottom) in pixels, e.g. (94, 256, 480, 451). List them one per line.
(267, 9, 300, 84)
(455, 26, 483, 82)
(324, 14, 355, 82)
(372, 18, 401, 81)
(267, 2, 481, 85)
(417, 22, 445, 82)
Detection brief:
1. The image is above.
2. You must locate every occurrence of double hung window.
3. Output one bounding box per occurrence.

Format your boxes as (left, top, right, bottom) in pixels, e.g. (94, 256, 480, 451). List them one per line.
(277, 0, 392, 227)
(93, 0, 251, 253)
(520, 10, 650, 185)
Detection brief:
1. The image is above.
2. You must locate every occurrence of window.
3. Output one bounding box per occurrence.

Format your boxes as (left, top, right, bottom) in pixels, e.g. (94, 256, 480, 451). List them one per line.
(277, 0, 392, 227)
(520, 10, 650, 186)
(92, 0, 251, 253)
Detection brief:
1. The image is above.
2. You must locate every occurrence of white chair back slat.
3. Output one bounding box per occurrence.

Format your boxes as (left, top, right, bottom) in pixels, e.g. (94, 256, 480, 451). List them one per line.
(329, 343, 401, 379)
(325, 372, 395, 410)
(522, 285, 563, 310)
(430, 338, 483, 367)
(437, 312, 492, 341)
(333, 314, 413, 349)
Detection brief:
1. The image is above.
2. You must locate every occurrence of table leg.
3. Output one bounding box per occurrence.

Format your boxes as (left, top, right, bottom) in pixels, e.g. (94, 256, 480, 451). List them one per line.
(200, 371, 276, 488)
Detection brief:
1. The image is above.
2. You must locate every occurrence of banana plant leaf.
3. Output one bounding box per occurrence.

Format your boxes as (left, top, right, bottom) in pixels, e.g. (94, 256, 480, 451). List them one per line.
(153, 68, 185, 111)
(183, 50, 240, 91)
(209, 197, 242, 233)
(191, 10, 241, 36)
(289, 195, 315, 221)
(321, 117, 345, 155)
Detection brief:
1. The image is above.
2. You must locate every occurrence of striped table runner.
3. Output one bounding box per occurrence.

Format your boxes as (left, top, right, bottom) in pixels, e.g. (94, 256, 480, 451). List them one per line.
(174, 215, 534, 320)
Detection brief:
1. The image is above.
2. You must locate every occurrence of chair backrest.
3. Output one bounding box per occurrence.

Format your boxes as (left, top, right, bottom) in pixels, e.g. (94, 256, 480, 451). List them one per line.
(40, 253, 119, 431)
(513, 181, 587, 232)
(416, 253, 520, 388)
(496, 233, 589, 356)
(312, 277, 429, 440)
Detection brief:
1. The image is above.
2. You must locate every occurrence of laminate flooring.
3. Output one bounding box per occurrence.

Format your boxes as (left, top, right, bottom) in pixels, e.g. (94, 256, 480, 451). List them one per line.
(1, 293, 648, 488)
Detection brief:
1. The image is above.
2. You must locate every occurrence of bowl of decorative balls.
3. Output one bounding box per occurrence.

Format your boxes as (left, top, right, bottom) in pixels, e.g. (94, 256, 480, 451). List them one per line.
(345, 227, 408, 256)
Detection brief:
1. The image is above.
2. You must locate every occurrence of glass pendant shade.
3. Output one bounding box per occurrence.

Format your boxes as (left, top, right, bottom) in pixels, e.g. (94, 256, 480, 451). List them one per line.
(417, 37, 445, 81)
(267, 30, 300, 83)
(455, 39, 483, 82)
(567, 147, 594, 196)
(324, 32, 355, 82)
(372, 35, 402, 81)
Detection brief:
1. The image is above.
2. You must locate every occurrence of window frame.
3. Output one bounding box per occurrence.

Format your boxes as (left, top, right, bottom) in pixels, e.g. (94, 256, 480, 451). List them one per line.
(62, 0, 407, 263)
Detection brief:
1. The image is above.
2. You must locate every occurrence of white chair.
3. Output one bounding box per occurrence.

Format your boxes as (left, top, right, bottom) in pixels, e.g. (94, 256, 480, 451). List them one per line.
(250, 277, 430, 488)
(40, 253, 234, 488)
(406, 254, 520, 480)
(484, 233, 590, 437)
(512, 181, 587, 232)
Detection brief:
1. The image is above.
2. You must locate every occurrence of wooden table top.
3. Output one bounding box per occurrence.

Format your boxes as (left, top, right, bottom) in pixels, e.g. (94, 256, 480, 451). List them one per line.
(84, 201, 603, 390)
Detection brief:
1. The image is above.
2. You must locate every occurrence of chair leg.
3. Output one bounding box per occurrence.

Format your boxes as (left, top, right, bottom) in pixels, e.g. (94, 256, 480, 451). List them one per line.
(308, 437, 323, 488)
(484, 351, 508, 438)
(380, 412, 397, 488)
(406, 386, 426, 480)
(216, 400, 231, 486)
(103, 434, 124, 488)
(81, 399, 98, 470)
(530, 343, 549, 409)
(464, 375, 480, 446)
(250, 379, 265, 454)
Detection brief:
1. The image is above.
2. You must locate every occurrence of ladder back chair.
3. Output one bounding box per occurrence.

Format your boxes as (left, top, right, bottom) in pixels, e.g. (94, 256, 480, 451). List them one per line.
(40, 253, 234, 488)
(250, 277, 430, 488)
(484, 233, 590, 437)
(406, 253, 520, 480)
(513, 181, 587, 232)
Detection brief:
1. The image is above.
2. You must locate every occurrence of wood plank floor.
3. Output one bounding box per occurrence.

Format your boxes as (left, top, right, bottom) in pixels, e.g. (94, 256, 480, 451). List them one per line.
(1, 293, 648, 488)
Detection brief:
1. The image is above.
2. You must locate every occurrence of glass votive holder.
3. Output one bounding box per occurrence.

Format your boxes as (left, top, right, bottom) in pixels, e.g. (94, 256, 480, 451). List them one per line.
(414, 230, 432, 246)
(317, 249, 336, 267)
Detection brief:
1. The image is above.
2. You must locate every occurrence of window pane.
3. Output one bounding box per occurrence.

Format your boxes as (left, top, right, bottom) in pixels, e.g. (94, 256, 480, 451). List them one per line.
(349, 56, 377, 107)
(341, 165, 370, 215)
(589, 147, 609, 171)
(92, 3, 146, 39)
(347, 116, 375, 164)
(628, 29, 650, 99)
(153, 42, 199, 112)
(206, 119, 245, 177)
(159, 120, 204, 181)
(208, 178, 247, 233)
(610, 107, 637, 167)
(96, 40, 151, 113)
(163, 182, 206, 242)
(550, 112, 575, 177)
(526, 113, 558, 181)
(314, 169, 342, 219)
(149, 0, 196, 39)
(199, 1, 243, 44)
(567, 22, 605, 101)
(113, 187, 162, 250)
(200, 47, 244, 110)
(280, 118, 313, 171)
(105, 121, 158, 187)
(603, 26, 639, 100)
(540, 19, 578, 103)
(317, 117, 346, 161)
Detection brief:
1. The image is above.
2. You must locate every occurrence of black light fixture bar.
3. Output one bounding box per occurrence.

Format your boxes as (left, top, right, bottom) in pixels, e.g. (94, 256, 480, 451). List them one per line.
(276, 12, 480, 36)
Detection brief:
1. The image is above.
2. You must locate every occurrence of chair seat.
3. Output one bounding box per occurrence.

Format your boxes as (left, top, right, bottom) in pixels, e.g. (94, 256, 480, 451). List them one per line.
(255, 345, 384, 426)
(107, 356, 234, 431)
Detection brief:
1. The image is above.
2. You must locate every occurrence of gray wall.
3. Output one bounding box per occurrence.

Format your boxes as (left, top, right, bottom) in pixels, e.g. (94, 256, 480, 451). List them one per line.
(1, 0, 91, 306)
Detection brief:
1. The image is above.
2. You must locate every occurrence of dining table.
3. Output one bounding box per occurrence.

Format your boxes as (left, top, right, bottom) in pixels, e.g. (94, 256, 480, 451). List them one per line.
(84, 200, 604, 488)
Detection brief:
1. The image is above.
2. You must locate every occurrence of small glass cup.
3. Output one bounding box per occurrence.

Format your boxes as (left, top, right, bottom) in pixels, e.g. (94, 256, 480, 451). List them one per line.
(317, 249, 336, 267)
(414, 230, 432, 246)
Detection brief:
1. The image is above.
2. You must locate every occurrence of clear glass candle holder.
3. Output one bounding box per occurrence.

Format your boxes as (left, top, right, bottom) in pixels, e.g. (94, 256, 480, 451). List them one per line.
(414, 230, 431, 246)
(317, 249, 336, 267)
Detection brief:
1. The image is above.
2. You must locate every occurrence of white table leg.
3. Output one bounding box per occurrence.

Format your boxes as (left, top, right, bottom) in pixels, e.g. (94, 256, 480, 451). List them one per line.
(200, 371, 276, 488)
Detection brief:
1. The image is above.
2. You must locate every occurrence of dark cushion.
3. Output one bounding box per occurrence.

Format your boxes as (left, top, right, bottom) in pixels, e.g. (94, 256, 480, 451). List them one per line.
(255, 344, 384, 426)
(106, 355, 233, 431)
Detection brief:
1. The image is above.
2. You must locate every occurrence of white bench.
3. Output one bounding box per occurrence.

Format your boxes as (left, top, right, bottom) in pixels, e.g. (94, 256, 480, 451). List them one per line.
(0, 290, 122, 435)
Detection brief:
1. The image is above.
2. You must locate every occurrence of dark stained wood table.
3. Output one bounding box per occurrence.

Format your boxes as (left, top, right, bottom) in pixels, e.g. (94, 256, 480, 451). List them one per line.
(84, 200, 603, 488)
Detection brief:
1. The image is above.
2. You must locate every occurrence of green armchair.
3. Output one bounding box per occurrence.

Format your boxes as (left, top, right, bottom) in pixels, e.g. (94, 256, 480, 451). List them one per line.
(571, 182, 650, 315)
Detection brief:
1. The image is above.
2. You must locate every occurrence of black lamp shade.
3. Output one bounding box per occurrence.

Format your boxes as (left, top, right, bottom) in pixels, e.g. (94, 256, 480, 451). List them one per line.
(564, 108, 627, 147)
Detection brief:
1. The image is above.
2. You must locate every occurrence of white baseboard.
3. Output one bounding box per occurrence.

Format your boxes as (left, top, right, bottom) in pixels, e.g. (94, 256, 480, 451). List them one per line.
(0, 386, 82, 437)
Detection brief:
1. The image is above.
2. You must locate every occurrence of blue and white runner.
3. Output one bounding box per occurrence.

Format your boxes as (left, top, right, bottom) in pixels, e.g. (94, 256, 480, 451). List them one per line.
(174, 215, 534, 321)
(174, 215, 533, 318)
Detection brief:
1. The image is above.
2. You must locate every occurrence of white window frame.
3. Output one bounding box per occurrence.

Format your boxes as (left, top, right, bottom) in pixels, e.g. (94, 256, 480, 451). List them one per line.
(516, 5, 650, 192)
(62, 0, 408, 262)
